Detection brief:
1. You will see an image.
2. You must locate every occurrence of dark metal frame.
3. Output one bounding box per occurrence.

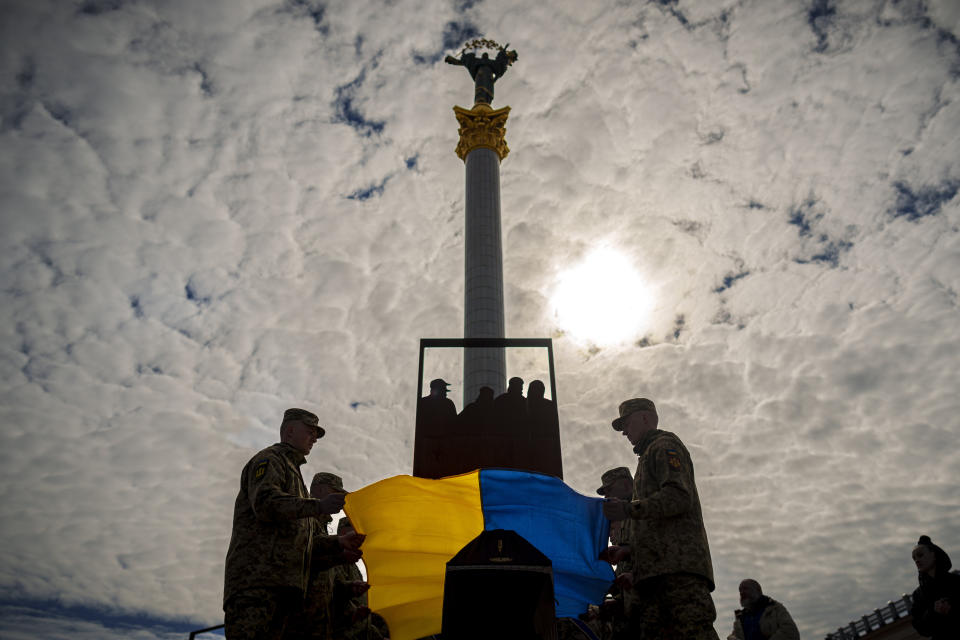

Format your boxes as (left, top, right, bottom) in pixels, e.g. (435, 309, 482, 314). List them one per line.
(417, 338, 558, 403)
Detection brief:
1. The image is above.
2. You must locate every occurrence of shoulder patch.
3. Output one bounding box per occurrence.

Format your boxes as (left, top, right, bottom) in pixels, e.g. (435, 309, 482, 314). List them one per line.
(253, 459, 269, 480)
(665, 448, 683, 470)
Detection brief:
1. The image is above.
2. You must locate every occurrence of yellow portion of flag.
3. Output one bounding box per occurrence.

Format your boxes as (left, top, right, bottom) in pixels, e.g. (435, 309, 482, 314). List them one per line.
(344, 471, 484, 640)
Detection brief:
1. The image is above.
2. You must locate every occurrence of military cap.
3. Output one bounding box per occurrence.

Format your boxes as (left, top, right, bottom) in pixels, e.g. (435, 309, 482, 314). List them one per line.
(429, 378, 451, 390)
(596, 466, 632, 495)
(611, 397, 657, 431)
(311, 472, 344, 491)
(282, 407, 326, 437)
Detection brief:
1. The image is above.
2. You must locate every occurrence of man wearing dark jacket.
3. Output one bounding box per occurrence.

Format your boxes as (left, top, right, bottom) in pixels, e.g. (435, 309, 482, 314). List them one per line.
(223, 408, 364, 640)
(601, 397, 719, 640)
(727, 579, 799, 640)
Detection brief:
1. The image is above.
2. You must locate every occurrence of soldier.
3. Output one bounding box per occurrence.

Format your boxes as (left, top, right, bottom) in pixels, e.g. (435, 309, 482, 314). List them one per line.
(330, 517, 389, 639)
(287, 472, 359, 640)
(600, 398, 719, 640)
(223, 408, 364, 640)
(596, 467, 633, 640)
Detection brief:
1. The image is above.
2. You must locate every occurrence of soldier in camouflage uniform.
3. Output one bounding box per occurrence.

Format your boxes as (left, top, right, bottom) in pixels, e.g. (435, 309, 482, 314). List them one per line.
(330, 517, 389, 639)
(597, 467, 634, 640)
(224, 409, 365, 640)
(601, 398, 719, 640)
(287, 472, 363, 640)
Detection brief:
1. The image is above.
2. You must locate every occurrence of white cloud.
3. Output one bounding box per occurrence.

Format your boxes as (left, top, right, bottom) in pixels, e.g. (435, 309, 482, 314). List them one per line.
(1, 0, 958, 637)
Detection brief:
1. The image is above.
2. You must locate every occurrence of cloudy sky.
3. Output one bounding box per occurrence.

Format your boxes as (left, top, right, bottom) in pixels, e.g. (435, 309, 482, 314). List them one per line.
(1, 0, 959, 637)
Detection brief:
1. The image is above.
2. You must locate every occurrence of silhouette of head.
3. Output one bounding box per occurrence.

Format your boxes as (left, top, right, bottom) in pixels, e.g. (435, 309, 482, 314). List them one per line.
(528, 380, 545, 401)
(507, 377, 523, 394)
(738, 579, 763, 608)
(478, 386, 494, 403)
(429, 378, 451, 397)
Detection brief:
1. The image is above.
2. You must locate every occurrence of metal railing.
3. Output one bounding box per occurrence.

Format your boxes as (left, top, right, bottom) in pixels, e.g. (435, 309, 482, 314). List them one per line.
(824, 594, 912, 639)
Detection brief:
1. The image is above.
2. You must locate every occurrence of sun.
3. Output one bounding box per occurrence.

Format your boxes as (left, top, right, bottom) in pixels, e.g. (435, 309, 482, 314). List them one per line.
(551, 248, 655, 346)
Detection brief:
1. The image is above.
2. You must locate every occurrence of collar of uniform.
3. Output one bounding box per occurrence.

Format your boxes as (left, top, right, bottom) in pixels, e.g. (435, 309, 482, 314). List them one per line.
(632, 428, 663, 456)
(276, 442, 307, 466)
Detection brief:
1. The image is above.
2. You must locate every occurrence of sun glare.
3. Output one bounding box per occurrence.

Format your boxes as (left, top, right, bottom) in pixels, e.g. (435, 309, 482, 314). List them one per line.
(551, 248, 655, 346)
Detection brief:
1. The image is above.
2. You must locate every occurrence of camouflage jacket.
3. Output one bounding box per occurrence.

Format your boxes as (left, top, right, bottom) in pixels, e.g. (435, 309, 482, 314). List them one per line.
(223, 442, 342, 606)
(331, 562, 388, 639)
(289, 523, 367, 640)
(624, 429, 715, 588)
(610, 518, 633, 576)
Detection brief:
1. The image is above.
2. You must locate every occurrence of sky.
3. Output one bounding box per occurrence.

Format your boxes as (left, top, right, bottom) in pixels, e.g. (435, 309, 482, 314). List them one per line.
(1, 0, 958, 638)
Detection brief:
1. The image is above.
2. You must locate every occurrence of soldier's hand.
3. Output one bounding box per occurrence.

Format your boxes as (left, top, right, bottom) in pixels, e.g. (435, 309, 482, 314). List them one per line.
(578, 606, 598, 622)
(352, 605, 372, 623)
(339, 531, 366, 551)
(599, 598, 623, 620)
(599, 545, 630, 564)
(614, 571, 634, 591)
(349, 580, 371, 596)
(603, 497, 632, 521)
(341, 548, 363, 563)
(317, 493, 346, 514)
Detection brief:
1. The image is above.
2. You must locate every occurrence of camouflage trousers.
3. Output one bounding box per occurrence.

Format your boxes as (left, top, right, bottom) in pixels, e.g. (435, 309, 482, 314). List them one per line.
(625, 573, 719, 640)
(224, 587, 303, 640)
(557, 616, 605, 640)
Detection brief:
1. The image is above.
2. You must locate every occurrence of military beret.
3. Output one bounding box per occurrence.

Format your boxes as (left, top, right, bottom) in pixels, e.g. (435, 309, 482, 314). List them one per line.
(596, 466, 632, 495)
(282, 407, 326, 438)
(311, 472, 344, 491)
(611, 398, 657, 431)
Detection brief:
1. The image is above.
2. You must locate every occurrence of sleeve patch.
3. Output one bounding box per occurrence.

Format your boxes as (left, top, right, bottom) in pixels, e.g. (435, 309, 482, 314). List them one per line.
(665, 449, 683, 469)
(253, 459, 269, 479)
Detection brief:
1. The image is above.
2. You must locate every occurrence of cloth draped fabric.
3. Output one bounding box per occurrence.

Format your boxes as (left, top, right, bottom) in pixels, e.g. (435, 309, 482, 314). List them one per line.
(344, 469, 614, 640)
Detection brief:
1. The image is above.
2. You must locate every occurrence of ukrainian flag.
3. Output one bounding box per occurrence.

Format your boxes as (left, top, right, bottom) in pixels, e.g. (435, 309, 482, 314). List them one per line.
(345, 469, 614, 640)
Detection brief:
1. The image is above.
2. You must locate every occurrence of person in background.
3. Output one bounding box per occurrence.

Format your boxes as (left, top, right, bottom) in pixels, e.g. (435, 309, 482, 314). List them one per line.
(726, 579, 799, 640)
(910, 535, 960, 639)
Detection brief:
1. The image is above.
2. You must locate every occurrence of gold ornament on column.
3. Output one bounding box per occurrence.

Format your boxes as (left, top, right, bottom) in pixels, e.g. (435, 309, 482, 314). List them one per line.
(453, 103, 511, 162)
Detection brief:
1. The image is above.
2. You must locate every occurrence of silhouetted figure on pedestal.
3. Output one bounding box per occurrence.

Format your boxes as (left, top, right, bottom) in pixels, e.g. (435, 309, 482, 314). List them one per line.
(527, 379, 561, 476)
(414, 378, 458, 478)
(457, 386, 495, 473)
(491, 377, 526, 468)
(459, 386, 495, 430)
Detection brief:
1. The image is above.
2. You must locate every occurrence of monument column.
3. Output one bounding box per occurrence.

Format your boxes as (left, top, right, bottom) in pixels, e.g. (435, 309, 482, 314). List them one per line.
(455, 104, 510, 405)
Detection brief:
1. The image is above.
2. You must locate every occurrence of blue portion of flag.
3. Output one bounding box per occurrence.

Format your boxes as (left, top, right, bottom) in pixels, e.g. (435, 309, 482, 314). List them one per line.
(479, 469, 615, 617)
